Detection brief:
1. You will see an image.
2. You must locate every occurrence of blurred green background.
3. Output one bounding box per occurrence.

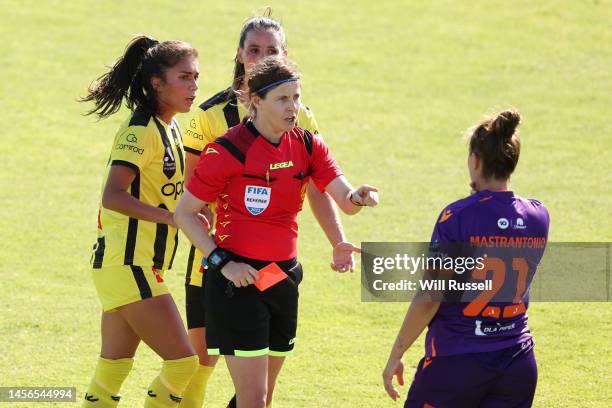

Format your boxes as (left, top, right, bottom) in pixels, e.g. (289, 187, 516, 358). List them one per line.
(0, 1, 610, 406)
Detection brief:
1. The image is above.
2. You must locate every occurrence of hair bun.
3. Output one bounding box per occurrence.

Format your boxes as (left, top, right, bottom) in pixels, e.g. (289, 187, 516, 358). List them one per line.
(491, 109, 521, 140)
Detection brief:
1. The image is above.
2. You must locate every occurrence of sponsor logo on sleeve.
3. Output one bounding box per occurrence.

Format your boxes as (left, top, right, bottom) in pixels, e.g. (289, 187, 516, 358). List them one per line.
(115, 143, 144, 155)
(186, 129, 203, 140)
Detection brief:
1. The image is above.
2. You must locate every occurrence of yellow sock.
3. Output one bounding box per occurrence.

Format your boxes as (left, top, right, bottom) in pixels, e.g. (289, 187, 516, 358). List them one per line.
(82, 357, 134, 407)
(145, 355, 199, 408)
(178, 365, 215, 408)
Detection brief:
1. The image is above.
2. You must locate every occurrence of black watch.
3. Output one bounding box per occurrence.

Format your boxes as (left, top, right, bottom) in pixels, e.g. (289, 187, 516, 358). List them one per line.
(207, 247, 232, 271)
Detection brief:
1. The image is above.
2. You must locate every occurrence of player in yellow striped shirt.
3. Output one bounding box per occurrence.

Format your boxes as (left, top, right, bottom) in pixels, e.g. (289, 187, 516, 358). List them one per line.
(179, 11, 360, 408)
(80, 35, 201, 408)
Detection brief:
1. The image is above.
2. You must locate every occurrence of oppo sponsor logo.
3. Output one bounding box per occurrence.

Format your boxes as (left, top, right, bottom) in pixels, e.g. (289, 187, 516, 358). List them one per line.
(161, 181, 184, 200)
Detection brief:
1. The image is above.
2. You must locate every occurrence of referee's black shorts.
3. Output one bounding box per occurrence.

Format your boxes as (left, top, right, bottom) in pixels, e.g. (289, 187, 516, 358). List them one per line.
(204, 250, 303, 357)
(185, 283, 206, 330)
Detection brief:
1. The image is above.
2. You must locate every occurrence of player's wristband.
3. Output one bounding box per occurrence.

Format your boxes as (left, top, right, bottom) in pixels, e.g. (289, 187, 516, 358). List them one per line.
(206, 247, 232, 271)
(349, 191, 365, 207)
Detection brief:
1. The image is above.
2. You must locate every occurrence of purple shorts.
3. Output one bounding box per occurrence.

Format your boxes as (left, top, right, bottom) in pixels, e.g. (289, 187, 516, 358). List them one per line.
(405, 339, 537, 408)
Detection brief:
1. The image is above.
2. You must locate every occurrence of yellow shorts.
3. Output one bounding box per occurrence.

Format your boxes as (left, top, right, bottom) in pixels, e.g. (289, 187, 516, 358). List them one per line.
(92, 265, 169, 312)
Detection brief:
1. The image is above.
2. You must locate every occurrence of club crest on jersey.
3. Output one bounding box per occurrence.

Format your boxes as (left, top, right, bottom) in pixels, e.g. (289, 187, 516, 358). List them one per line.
(244, 185, 271, 215)
(163, 151, 176, 179)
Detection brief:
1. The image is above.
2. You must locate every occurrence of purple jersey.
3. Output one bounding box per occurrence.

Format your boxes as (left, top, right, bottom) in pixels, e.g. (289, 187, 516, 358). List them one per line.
(424, 190, 550, 357)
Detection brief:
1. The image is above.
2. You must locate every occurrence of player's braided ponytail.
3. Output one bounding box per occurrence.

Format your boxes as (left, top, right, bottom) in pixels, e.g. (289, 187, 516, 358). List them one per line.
(81, 35, 197, 119)
(468, 109, 522, 180)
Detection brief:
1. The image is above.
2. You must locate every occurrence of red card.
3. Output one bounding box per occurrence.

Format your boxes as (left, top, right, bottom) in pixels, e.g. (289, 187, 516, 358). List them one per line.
(254, 262, 288, 291)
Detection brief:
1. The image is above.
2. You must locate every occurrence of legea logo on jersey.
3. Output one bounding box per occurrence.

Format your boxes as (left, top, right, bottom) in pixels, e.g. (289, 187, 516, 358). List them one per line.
(497, 218, 510, 229)
(513, 217, 527, 229)
(270, 160, 293, 170)
(244, 185, 271, 215)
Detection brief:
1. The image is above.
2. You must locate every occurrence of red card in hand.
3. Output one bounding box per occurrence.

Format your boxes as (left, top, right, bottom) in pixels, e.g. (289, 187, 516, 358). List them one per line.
(254, 262, 288, 291)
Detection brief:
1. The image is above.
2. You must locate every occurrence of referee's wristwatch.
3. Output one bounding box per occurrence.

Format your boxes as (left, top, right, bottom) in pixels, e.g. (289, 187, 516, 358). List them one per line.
(206, 247, 232, 271)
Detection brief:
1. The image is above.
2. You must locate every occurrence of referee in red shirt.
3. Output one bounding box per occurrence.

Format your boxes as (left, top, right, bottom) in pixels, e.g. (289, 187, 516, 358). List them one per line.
(174, 56, 378, 408)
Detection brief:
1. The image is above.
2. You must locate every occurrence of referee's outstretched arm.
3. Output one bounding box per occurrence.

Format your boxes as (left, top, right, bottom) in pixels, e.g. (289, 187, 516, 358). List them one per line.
(325, 176, 379, 215)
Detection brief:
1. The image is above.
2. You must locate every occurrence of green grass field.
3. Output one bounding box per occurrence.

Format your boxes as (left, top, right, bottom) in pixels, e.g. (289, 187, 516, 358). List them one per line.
(1, 1, 610, 406)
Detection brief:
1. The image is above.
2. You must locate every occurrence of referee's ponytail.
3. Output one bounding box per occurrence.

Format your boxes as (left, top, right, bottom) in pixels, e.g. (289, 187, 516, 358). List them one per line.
(81, 35, 197, 119)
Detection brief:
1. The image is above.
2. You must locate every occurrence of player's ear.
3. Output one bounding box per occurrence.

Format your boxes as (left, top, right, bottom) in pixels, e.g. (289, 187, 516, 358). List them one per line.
(151, 75, 162, 92)
(282, 49, 288, 57)
(251, 94, 261, 110)
(474, 154, 481, 171)
(469, 152, 479, 171)
(236, 48, 244, 64)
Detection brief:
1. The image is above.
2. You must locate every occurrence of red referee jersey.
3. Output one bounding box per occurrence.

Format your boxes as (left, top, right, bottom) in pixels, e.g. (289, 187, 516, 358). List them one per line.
(187, 121, 342, 260)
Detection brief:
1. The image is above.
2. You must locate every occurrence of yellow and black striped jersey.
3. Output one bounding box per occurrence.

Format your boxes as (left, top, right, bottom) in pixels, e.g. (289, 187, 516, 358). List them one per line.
(183, 88, 319, 286)
(92, 109, 185, 271)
